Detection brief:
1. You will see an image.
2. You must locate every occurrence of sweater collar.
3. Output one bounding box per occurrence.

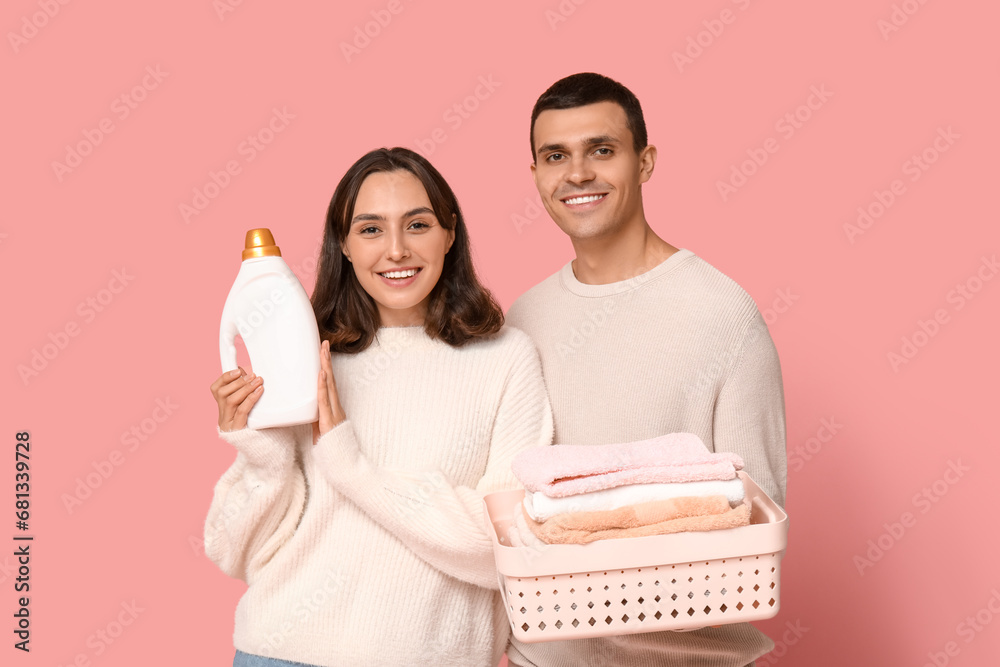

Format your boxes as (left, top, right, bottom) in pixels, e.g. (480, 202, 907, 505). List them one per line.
(559, 248, 694, 297)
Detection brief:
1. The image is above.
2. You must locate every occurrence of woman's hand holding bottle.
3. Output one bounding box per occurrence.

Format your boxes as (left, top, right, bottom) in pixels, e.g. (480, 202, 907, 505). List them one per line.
(210, 367, 264, 432)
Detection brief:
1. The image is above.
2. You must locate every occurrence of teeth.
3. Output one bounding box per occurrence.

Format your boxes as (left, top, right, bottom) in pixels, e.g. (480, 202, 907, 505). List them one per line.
(564, 194, 605, 205)
(380, 269, 418, 279)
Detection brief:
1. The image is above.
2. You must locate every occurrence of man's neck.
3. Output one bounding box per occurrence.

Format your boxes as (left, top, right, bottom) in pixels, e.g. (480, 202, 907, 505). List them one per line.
(570, 222, 679, 285)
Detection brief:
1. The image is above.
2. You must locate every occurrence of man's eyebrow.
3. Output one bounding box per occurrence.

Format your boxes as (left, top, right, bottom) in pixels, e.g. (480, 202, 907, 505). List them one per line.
(536, 136, 621, 155)
(584, 135, 620, 146)
(536, 141, 567, 155)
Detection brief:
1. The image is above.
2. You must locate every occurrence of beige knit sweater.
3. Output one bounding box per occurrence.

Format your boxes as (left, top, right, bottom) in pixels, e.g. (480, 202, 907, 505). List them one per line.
(204, 325, 553, 667)
(505, 248, 787, 667)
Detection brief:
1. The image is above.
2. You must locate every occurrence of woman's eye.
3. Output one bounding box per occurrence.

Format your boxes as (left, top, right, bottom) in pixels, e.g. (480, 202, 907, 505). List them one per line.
(409, 221, 429, 230)
(359, 226, 380, 235)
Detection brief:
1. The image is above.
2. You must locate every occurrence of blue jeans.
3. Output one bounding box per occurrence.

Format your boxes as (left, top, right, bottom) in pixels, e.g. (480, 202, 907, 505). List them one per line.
(233, 650, 323, 667)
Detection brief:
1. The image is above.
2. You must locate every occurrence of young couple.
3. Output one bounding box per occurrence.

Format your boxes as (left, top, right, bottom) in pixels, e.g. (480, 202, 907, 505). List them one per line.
(205, 72, 787, 667)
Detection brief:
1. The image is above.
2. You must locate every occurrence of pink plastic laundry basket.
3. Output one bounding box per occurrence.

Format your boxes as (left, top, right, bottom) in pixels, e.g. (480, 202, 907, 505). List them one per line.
(482, 472, 788, 643)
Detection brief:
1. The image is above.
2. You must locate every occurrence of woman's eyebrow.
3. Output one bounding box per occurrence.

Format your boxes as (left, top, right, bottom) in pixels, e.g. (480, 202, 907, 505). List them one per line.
(403, 206, 435, 218)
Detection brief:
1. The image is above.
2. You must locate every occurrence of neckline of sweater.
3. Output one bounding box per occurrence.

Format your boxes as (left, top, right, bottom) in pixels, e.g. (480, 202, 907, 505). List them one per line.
(559, 248, 694, 297)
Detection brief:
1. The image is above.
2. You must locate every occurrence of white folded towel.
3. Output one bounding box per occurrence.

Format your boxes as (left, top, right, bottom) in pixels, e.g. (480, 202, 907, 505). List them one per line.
(524, 477, 746, 522)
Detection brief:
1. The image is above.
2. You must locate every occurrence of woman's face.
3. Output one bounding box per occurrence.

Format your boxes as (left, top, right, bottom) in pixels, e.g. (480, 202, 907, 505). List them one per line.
(342, 169, 455, 327)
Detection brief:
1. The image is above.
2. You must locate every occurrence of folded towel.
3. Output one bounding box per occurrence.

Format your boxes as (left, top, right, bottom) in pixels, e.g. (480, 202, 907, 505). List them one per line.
(522, 497, 752, 545)
(524, 477, 747, 521)
(512, 433, 744, 498)
(529, 494, 732, 533)
(510, 503, 548, 549)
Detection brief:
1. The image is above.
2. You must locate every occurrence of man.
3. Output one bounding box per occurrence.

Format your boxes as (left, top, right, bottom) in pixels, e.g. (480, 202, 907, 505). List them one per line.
(505, 72, 787, 667)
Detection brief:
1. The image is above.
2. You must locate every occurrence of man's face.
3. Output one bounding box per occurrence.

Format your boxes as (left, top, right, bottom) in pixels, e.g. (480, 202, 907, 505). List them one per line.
(531, 101, 655, 243)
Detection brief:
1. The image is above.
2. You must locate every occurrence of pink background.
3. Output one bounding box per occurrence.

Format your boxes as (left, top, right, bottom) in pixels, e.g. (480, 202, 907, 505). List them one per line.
(3, 0, 998, 665)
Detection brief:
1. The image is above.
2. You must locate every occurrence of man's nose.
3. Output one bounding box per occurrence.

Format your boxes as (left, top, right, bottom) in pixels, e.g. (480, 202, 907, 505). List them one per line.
(565, 155, 596, 184)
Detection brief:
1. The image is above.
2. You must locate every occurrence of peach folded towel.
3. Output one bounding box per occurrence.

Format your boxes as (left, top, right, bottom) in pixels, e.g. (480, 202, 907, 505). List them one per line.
(521, 497, 752, 545)
(512, 433, 744, 498)
(524, 478, 747, 521)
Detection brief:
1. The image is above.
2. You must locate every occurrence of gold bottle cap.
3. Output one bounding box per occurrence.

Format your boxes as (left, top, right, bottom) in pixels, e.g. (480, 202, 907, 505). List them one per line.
(242, 228, 282, 260)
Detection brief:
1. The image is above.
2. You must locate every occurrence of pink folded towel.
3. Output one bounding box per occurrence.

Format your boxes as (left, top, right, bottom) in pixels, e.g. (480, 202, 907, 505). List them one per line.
(512, 433, 744, 498)
(521, 497, 752, 545)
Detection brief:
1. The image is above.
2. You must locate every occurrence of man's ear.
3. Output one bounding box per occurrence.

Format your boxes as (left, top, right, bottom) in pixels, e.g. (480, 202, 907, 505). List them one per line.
(638, 144, 657, 185)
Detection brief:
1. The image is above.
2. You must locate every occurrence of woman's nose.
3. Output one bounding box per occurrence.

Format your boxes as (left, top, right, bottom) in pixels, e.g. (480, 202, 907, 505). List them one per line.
(385, 228, 410, 261)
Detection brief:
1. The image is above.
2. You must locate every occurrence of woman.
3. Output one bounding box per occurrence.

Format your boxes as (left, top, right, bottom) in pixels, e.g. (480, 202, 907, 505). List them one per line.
(205, 147, 552, 667)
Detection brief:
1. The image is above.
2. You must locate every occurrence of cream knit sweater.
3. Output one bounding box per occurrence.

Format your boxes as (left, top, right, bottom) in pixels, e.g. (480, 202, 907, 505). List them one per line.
(505, 248, 787, 667)
(204, 325, 553, 667)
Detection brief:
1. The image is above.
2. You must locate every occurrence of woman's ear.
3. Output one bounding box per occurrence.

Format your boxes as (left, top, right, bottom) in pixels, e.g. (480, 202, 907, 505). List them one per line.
(341, 242, 351, 263)
(447, 214, 456, 253)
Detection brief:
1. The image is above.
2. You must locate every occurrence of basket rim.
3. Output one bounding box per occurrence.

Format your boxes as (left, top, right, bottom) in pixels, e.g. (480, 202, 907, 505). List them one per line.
(484, 472, 788, 578)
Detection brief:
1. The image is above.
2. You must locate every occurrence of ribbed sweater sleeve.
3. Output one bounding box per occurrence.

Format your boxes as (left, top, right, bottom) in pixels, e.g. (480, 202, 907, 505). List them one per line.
(203, 425, 307, 583)
(312, 338, 553, 591)
(713, 314, 788, 508)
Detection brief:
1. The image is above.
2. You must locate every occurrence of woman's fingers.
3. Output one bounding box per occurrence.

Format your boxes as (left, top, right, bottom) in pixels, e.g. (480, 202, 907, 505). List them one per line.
(209, 368, 243, 395)
(229, 377, 264, 430)
(216, 367, 256, 400)
(316, 339, 345, 438)
(218, 373, 263, 431)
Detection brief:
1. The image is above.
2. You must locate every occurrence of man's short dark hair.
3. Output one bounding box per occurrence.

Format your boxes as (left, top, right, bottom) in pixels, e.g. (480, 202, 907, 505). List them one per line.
(530, 72, 647, 160)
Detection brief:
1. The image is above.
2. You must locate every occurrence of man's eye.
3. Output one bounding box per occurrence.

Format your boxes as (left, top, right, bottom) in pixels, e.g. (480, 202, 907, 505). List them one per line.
(594, 147, 612, 156)
(546, 153, 565, 162)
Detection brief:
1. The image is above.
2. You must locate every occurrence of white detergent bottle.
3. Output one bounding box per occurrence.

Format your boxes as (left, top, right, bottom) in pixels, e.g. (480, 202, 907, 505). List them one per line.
(219, 228, 321, 429)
